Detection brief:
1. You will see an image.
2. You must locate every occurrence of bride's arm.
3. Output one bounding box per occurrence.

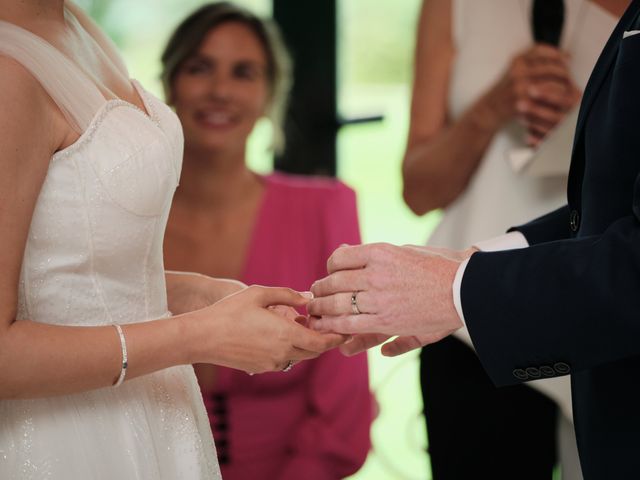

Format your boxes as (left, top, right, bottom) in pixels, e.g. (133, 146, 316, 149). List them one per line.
(165, 271, 246, 315)
(0, 60, 345, 400)
(0, 58, 151, 398)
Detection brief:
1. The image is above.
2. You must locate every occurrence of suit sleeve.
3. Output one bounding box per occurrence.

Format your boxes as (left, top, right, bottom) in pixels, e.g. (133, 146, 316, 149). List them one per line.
(277, 181, 372, 479)
(508, 205, 572, 245)
(462, 201, 640, 387)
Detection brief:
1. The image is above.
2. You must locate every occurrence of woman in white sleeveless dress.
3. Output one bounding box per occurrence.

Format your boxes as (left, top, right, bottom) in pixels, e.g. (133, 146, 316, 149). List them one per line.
(0, 1, 346, 478)
(403, 0, 622, 479)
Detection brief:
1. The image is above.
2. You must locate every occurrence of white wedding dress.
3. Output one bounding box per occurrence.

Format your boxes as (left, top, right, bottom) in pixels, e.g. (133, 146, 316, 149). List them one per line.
(0, 5, 221, 479)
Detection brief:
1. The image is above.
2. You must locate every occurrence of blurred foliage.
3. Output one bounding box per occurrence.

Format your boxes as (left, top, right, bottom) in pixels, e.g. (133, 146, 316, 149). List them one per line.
(73, 0, 270, 96)
(75, 0, 421, 88)
(339, 0, 422, 85)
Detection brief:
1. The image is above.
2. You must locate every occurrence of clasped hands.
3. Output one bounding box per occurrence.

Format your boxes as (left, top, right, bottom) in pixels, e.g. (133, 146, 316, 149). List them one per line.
(306, 243, 477, 357)
(167, 273, 347, 375)
(171, 243, 476, 374)
(486, 44, 581, 147)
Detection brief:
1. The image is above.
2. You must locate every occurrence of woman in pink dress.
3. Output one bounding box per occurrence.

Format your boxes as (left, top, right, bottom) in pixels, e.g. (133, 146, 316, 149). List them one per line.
(161, 3, 373, 479)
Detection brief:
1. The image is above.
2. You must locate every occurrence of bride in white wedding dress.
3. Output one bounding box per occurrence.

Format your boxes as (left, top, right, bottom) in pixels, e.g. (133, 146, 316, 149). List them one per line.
(0, 1, 345, 478)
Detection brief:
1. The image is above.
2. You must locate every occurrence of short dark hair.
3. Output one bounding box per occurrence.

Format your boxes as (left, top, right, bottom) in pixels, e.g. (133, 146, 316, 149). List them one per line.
(161, 2, 292, 151)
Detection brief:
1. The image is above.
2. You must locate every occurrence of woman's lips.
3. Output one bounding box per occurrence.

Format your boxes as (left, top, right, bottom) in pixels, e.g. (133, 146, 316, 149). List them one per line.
(194, 110, 237, 129)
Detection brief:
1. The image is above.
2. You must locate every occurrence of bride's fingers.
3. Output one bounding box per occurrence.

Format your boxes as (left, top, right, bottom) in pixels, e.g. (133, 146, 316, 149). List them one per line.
(294, 315, 316, 328)
(288, 345, 328, 362)
(248, 285, 313, 308)
(290, 322, 349, 353)
(268, 304, 302, 322)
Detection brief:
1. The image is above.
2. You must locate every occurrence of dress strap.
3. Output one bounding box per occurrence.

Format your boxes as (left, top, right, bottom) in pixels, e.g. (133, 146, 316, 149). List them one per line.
(0, 19, 108, 133)
(64, 1, 129, 79)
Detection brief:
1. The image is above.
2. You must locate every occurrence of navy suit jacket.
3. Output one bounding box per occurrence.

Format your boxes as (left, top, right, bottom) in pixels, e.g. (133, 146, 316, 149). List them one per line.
(462, 2, 640, 478)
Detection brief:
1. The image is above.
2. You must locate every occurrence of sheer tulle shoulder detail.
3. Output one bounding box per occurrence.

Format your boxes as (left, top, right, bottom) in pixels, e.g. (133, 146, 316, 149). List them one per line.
(0, 20, 105, 133)
(64, 1, 130, 79)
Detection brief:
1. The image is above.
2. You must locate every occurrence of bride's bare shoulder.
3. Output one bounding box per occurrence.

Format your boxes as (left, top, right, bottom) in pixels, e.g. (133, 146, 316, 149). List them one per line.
(0, 56, 63, 158)
(0, 56, 50, 113)
(1, 56, 43, 107)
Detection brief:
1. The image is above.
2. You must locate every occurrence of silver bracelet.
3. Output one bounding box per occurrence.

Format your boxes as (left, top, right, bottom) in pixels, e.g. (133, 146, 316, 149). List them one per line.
(113, 324, 128, 387)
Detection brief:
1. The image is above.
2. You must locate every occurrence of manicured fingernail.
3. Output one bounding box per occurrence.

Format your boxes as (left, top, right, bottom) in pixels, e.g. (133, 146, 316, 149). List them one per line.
(340, 243, 350, 247)
(300, 291, 314, 299)
(528, 87, 539, 97)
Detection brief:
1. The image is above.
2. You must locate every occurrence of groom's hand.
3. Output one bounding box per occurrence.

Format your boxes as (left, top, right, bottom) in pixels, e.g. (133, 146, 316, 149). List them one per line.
(307, 243, 474, 355)
(339, 331, 456, 357)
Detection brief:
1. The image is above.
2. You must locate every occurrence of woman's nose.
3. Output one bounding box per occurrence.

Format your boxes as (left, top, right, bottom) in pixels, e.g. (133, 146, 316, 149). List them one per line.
(208, 73, 233, 101)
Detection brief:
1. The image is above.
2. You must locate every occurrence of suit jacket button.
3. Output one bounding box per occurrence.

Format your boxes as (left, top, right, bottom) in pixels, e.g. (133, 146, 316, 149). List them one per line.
(540, 366, 555, 377)
(554, 362, 571, 375)
(526, 367, 541, 379)
(569, 210, 580, 232)
(513, 368, 529, 380)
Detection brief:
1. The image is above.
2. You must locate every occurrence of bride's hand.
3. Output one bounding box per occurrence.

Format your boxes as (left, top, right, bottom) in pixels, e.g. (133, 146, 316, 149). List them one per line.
(186, 286, 348, 374)
(166, 271, 246, 315)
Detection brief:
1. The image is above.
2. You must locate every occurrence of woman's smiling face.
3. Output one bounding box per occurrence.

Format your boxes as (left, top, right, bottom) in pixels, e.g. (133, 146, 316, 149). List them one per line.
(172, 21, 270, 156)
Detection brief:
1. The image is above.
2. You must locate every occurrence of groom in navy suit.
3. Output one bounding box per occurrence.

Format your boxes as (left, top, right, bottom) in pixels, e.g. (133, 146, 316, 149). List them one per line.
(308, 1, 640, 478)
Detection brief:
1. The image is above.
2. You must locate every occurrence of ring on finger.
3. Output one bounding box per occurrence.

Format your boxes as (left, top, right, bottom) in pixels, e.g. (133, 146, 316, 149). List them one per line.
(282, 360, 294, 372)
(351, 291, 361, 315)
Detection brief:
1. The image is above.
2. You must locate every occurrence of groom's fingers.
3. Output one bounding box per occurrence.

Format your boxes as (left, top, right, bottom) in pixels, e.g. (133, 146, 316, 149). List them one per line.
(311, 270, 368, 298)
(248, 285, 311, 308)
(307, 314, 380, 335)
(381, 331, 454, 357)
(327, 244, 378, 273)
(340, 333, 391, 356)
(380, 336, 425, 357)
(307, 291, 376, 317)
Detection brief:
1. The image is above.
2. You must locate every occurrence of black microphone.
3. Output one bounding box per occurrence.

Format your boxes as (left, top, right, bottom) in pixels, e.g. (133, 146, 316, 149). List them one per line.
(532, 0, 565, 46)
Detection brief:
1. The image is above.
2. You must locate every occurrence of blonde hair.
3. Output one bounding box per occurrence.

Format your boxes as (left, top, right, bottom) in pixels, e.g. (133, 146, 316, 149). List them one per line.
(161, 2, 292, 152)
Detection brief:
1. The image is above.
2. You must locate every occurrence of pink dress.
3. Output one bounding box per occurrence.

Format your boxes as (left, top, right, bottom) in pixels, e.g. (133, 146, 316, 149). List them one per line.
(201, 173, 373, 480)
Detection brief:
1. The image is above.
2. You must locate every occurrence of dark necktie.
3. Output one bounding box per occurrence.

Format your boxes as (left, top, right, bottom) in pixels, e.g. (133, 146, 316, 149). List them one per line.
(532, 0, 565, 46)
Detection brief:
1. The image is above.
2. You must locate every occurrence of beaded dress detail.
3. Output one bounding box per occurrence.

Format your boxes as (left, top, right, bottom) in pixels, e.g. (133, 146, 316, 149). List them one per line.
(0, 8, 220, 480)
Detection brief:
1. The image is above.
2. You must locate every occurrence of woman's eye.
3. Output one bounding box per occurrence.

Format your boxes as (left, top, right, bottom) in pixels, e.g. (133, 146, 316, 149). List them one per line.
(184, 61, 210, 75)
(234, 64, 261, 80)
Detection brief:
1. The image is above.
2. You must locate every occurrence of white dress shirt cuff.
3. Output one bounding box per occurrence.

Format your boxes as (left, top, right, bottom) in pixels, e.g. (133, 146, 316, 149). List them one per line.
(452, 232, 530, 326)
(473, 231, 529, 252)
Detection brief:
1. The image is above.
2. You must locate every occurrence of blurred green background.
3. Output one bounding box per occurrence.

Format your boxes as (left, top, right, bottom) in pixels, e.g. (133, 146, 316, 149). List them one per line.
(76, 0, 441, 477)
